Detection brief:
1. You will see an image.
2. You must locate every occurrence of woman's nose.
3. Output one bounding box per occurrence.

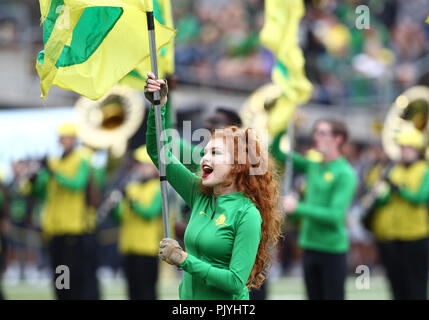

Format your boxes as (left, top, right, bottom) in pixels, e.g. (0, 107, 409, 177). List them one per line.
(200, 154, 208, 165)
(201, 153, 212, 164)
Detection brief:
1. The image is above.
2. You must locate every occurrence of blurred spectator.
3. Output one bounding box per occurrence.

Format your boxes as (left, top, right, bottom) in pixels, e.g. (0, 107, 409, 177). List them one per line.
(1, 0, 428, 105)
(172, 0, 429, 104)
(5, 160, 37, 282)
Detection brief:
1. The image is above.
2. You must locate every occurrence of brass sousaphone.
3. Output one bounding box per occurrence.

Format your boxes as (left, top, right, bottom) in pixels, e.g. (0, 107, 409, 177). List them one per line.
(240, 82, 297, 154)
(74, 85, 145, 158)
(382, 85, 429, 161)
(361, 85, 429, 228)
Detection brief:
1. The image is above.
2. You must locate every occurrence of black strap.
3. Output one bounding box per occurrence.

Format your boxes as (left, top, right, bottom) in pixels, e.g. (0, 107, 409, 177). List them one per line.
(146, 12, 155, 30)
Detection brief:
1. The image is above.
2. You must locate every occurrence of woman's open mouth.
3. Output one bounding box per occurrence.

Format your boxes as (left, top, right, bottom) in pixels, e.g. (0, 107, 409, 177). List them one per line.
(202, 164, 213, 178)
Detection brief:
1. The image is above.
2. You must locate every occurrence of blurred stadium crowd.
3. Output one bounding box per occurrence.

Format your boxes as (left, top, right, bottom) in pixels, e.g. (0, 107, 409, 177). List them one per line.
(1, 0, 428, 104)
(172, 0, 429, 106)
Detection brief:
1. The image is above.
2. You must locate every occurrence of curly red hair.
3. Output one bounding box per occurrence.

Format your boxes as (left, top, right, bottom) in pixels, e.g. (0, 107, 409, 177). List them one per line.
(199, 126, 283, 289)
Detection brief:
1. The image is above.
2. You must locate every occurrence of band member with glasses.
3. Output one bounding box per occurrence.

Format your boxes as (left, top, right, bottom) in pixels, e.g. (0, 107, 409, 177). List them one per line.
(282, 119, 357, 300)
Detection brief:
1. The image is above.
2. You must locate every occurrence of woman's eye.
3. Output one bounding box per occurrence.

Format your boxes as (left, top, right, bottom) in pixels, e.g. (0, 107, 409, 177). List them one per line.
(201, 149, 220, 156)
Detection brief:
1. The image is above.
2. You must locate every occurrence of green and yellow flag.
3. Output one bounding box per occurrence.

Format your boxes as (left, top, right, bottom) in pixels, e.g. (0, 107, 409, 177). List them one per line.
(260, 0, 312, 136)
(120, 0, 175, 90)
(36, 0, 176, 100)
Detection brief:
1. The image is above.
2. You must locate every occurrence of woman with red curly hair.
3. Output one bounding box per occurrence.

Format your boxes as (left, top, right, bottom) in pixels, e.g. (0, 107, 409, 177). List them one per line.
(145, 73, 283, 300)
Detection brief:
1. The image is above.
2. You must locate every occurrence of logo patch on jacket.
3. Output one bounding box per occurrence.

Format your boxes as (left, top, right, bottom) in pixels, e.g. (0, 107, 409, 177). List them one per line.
(324, 171, 334, 182)
(215, 214, 227, 226)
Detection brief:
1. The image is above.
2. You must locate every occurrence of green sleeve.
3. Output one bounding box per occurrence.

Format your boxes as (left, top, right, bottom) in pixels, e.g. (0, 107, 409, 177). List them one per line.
(179, 208, 262, 295)
(269, 130, 310, 173)
(398, 168, 429, 205)
(291, 152, 312, 173)
(146, 105, 200, 208)
(374, 188, 391, 207)
(269, 130, 287, 164)
(179, 138, 202, 172)
(32, 169, 50, 200)
(53, 160, 90, 191)
(93, 167, 107, 189)
(165, 99, 173, 130)
(295, 170, 357, 225)
(130, 190, 162, 220)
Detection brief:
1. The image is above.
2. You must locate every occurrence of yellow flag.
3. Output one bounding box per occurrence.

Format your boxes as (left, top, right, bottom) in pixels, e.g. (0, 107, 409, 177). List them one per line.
(260, 0, 312, 135)
(155, 0, 175, 76)
(120, 0, 175, 90)
(36, 0, 176, 100)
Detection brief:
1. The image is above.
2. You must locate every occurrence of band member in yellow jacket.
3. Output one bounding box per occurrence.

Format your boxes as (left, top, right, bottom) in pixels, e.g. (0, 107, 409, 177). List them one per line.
(31, 123, 91, 300)
(80, 145, 101, 300)
(112, 145, 163, 300)
(371, 127, 429, 300)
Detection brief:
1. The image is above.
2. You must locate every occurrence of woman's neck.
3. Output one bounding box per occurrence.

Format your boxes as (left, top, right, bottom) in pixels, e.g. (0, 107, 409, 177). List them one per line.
(214, 184, 238, 198)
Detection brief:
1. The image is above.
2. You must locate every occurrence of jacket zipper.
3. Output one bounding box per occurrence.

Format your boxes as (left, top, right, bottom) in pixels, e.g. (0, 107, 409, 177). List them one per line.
(211, 197, 217, 219)
(195, 197, 217, 256)
(192, 196, 216, 298)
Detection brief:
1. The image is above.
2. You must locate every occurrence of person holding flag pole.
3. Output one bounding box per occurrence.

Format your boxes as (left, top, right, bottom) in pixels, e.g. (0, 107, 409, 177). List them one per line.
(144, 72, 283, 299)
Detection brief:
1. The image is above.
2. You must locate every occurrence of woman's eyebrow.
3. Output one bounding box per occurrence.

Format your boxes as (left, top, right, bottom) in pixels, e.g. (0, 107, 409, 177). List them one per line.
(204, 146, 221, 152)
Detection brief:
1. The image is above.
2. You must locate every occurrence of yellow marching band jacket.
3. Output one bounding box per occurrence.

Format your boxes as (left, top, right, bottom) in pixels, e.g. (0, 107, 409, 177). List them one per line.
(116, 180, 163, 256)
(22, 147, 93, 238)
(366, 160, 429, 242)
(24, 146, 164, 256)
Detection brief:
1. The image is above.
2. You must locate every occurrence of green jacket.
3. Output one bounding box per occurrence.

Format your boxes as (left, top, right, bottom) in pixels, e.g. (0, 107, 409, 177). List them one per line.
(146, 105, 262, 300)
(269, 130, 357, 252)
(291, 153, 357, 253)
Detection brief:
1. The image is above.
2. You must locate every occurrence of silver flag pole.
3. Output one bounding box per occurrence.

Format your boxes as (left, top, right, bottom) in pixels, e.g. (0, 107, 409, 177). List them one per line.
(146, 11, 170, 238)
